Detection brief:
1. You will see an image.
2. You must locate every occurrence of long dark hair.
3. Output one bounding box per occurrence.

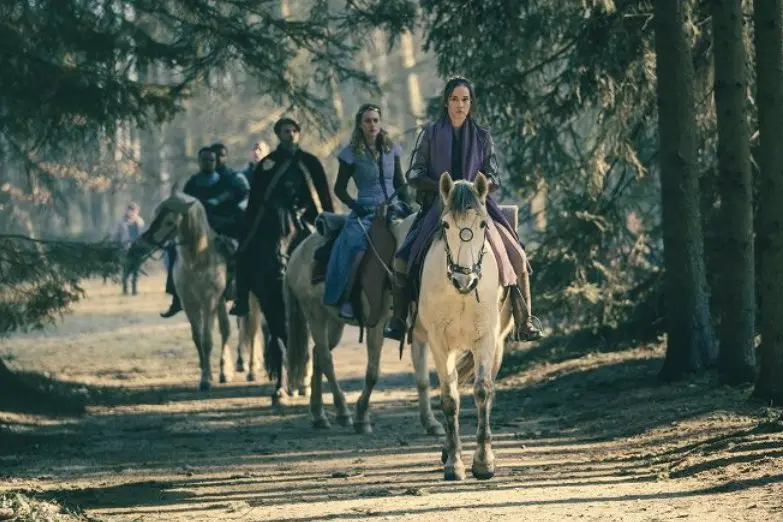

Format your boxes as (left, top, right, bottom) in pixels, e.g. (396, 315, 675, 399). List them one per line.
(439, 76, 477, 121)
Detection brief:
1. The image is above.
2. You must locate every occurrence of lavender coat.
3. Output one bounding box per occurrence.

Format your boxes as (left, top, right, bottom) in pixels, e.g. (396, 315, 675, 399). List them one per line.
(399, 118, 520, 286)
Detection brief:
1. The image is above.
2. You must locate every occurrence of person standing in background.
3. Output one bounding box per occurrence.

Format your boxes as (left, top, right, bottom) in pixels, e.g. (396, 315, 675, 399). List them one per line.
(115, 202, 145, 296)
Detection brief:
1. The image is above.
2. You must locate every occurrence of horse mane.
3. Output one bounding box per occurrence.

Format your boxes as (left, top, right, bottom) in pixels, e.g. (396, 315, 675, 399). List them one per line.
(447, 181, 484, 217)
(179, 198, 211, 258)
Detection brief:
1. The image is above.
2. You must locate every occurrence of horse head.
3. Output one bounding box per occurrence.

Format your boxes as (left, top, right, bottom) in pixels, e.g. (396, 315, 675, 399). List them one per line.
(438, 171, 490, 295)
(125, 192, 204, 271)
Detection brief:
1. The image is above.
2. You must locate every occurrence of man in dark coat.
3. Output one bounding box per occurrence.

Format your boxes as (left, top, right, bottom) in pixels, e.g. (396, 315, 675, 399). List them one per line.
(229, 117, 334, 398)
(160, 146, 250, 317)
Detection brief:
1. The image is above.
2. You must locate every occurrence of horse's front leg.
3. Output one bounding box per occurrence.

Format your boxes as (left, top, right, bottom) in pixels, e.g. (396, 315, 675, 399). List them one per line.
(355, 325, 384, 434)
(235, 316, 246, 372)
(246, 295, 264, 382)
(218, 303, 233, 384)
(433, 349, 465, 481)
(411, 338, 444, 436)
(311, 319, 352, 428)
(471, 336, 498, 480)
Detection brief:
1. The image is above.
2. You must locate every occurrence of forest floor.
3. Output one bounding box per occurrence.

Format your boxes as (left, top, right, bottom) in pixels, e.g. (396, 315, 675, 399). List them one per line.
(1, 273, 782, 521)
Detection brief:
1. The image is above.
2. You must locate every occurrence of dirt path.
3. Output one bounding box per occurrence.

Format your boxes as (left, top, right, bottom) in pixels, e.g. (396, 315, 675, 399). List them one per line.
(2, 274, 783, 521)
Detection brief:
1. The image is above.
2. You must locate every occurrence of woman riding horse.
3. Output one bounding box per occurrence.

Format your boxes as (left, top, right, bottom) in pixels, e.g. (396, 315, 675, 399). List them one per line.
(384, 76, 543, 342)
(322, 103, 412, 319)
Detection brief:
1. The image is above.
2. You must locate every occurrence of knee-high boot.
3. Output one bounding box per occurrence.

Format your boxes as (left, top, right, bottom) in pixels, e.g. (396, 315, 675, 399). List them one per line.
(509, 269, 542, 341)
(160, 246, 182, 318)
(384, 260, 410, 342)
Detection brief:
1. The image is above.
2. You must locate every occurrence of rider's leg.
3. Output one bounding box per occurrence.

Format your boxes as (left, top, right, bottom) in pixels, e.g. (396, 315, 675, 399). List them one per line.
(229, 250, 250, 316)
(160, 245, 182, 318)
(384, 257, 410, 341)
(495, 226, 542, 341)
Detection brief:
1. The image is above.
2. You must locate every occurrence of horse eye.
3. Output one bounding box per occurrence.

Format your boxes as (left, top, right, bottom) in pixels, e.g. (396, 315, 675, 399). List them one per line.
(441, 221, 450, 229)
(480, 221, 487, 229)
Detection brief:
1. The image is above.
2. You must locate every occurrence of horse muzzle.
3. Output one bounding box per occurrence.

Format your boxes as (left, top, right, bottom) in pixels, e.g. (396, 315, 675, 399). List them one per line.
(448, 269, 480, 295)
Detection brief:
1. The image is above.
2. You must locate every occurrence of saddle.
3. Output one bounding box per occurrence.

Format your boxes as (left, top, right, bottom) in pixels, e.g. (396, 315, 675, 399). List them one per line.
(311, 212, 347, 283)
(311, 210, 398, 328)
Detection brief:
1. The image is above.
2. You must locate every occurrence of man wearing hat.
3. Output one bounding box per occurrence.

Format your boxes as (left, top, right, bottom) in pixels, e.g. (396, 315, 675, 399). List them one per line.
(230, 117, 334, 398)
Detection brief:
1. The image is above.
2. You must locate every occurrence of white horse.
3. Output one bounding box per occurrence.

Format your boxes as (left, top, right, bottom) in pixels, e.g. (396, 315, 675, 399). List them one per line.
(413, 172, 514, 481)
(285, 213, 444, 436)
(131, 190, 261, 390)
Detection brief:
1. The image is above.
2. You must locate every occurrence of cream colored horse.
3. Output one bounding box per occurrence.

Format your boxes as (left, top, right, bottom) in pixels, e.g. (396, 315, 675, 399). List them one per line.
(131, 190, 260, 390)
(285, 214, 444, 436)
(414, 172, 513, 481)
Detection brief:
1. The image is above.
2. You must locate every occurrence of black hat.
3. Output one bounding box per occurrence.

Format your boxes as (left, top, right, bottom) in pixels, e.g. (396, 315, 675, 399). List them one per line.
(274, 117, 301, 135)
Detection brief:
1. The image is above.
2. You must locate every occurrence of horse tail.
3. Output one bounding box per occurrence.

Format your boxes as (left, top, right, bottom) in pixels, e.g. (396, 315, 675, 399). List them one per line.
(456, 352, 475, 386)
(283, 272, 310, 389)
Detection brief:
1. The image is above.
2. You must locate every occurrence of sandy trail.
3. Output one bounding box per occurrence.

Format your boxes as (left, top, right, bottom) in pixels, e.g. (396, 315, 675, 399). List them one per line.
(1, 274, 782, 521)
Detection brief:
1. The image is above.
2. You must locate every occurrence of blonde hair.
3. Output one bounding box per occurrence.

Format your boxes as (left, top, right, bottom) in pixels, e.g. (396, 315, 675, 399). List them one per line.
(350, 103, 393, 157)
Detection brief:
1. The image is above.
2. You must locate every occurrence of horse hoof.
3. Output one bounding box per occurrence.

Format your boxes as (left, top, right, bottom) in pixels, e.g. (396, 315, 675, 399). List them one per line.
(289, 389, 300, 398)
(271, 392, 288, 408)
(471, 466, 496, 480)
(441, 448, 448, 464)
(313, 417, 331, 429)
(246, 372, 257, 382)
(199, 381, 211, 392)
(354, 422, 372, 435)
(300, 386, 311, 399)
(444, 464, 466, 481)
(427, 423, 446, 437)
(337, 415, 354, 428)
(235, 361, 246, 372)
(219, 373, 231, 384)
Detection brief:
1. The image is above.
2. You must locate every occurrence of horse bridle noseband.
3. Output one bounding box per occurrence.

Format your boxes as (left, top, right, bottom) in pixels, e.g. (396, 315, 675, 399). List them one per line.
(441, 215, 487, 297)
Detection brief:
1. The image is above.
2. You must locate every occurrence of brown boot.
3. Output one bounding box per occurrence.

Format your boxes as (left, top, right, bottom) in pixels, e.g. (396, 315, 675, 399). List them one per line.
(509, 285, 542, 341)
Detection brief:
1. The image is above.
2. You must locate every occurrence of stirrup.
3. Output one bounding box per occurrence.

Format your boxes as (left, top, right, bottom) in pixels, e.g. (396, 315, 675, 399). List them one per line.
(514, 316, 543, 341)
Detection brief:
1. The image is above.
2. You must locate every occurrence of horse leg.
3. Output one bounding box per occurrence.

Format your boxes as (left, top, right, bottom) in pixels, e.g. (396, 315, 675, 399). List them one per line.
(309, 340, 328, 429)
(299, 343, 313, 398)
(354, 325, 383, 435)
(218, 302, 233, 384)
(199, 308, 215, 391)
(471, 336, 498, 480)
(235, 316, 246, 372)
(432, 348, 465, 481)
(411, 338, 444, 436)
(311, 313, 352, 428)
(246, 294, 263, 382)
(187, 311, 207, 391)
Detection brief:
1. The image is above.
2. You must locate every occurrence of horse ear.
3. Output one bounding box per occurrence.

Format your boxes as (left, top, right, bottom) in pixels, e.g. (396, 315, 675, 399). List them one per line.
(474, 172, 489, 203)
(439, 172, 453, 204)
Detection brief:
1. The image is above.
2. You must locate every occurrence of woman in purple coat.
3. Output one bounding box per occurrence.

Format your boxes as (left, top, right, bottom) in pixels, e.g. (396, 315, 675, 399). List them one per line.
(384, 76, 543, 342)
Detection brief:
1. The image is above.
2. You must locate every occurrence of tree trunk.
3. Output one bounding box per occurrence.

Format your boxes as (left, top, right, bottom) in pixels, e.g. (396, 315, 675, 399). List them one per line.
(711, 0, 757, 384)
(752, 0, 783, 404)
(653, 0, 717, 381)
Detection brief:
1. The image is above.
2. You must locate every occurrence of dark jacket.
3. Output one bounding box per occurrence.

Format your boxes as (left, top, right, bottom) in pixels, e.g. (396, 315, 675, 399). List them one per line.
(242, 145, 334, 247)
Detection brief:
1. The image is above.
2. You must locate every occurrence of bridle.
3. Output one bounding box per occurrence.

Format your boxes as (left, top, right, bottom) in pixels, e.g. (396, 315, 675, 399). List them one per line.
(440, 213, 487, 299)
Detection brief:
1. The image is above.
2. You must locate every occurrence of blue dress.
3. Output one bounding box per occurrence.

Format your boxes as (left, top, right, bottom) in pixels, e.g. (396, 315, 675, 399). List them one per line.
(323, 144, 401, 307)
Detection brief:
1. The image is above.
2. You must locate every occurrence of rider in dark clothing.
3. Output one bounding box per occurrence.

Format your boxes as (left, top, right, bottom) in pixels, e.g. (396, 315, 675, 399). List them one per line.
(160, 146, 250, 318)
(229, 117, 334, 397)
